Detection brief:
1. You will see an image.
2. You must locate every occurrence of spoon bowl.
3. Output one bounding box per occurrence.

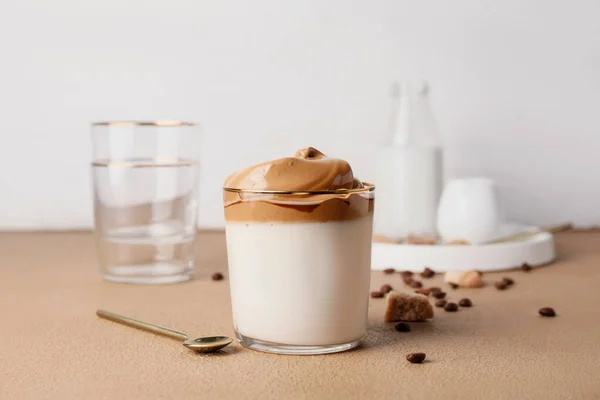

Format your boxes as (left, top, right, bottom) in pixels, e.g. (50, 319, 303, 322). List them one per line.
(183, 336, 233, 353)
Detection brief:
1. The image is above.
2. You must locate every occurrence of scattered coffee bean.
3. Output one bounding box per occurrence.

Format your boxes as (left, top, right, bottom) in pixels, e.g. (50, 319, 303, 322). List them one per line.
(403, 277, 414, 285)
(415, 289, 431, 296)
(371, 291, 384, 298)
(449, 283, 459, 290)
(383, 268, 396, 274)
(458, 298, 472, 307)
(539, 307, 556, 317)
(212, 272, 224, 281)
(410, 280, 423, 289)
(406, 352, 426, 364)
(444, 302, 458, 312)
(432, 291, 446, 299)
(421, 267, 435, 279)
(394, 322, 412, 332)
(381, 284, 394, 294)
(502, 277, 514, 286)
(435, 300, 447, 308)
(521, 263, 532, 272)
(495, 282, 507, 290)
(429, 287, 441, 294)
(401, 270, 414, 278)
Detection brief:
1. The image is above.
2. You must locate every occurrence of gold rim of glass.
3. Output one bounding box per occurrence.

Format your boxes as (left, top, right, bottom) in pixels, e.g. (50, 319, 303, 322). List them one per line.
(91, 120, 200, 127)
(91, 157, 199, 168)
(223, 184, 375, 195)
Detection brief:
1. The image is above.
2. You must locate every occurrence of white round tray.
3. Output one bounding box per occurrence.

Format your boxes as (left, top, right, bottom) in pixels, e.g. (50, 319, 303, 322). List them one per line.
(371, 223, 556, 272)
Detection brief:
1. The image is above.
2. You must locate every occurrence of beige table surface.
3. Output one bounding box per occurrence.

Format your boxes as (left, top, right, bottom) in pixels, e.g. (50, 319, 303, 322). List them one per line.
(1, 230, 600, 399)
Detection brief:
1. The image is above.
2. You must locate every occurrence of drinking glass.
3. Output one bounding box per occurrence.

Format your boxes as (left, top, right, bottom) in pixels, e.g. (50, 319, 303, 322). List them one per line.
(91, 121, 201, 284)
(223, 186, 375, 354)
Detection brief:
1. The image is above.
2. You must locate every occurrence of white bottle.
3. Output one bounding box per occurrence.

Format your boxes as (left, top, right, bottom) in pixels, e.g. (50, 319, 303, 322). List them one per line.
(374, 81, 444, 241)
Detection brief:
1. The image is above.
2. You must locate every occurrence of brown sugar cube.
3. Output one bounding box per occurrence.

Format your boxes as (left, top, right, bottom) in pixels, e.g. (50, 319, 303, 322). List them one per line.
(444, 270, 484, 288)
(384, 291, 435, 322)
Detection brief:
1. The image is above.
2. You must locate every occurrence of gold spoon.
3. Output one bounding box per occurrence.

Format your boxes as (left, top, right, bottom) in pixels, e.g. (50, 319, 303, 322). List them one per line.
(96, 309, 233, 353)
(483, 222, 573, 244)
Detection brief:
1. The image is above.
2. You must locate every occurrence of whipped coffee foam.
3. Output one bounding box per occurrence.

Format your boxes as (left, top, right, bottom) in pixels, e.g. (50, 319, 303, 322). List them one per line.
(223, 147, 373, 223)
(224, 147, 364, 191)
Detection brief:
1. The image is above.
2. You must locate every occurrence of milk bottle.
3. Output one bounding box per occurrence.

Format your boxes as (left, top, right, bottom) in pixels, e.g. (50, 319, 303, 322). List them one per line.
(374, 81, 444, 242)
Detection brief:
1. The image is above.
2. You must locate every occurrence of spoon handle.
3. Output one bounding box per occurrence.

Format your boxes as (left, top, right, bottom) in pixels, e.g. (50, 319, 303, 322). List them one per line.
(97, 310, 188, 342)
(484, 222, 573, 244)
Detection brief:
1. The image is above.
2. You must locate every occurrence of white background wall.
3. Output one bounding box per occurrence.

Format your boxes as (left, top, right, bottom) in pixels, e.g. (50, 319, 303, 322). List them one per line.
(1, 0, 599, 230)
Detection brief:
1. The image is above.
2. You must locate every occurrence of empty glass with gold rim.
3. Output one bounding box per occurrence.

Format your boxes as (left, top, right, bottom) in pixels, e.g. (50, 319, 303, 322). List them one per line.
(91, 121, 201, 284)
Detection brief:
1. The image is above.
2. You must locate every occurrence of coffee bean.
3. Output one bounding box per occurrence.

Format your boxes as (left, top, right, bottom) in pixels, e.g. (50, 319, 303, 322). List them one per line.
(435, 300, 447, 308)
(420, 267, 435, 279)
(415, 289, 431, 296)
(521, 263, 532, 272)
(370, 291, 384, 298)
(406, 352, 426, 364)
(212, 272, 224, 281)
(410, 280, 423, 289)
(449, 283, 459, 290)
(502, 277, 514, 286)
(403, 277, 414, 285)
(383, 268, 396, 274)
(444, 302, 458, 312)
(458, 298, 472, 307)
(394, 322, 411, 332)
(429, 287, 441, 294)
(400, 270, 414, 278)
(539, 307, 556, 317)
(495, 282, 507, 290)
(432, 291, 446, 299)
(380, 284, 394, 294)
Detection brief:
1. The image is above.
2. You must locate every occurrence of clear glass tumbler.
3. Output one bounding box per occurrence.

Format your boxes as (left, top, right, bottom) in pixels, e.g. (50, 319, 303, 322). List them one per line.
(223, 185, 375, 354)
(91, 121, 201, 284)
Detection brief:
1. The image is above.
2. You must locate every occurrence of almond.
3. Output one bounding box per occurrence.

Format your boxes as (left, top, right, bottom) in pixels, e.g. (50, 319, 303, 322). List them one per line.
(444, 270, 484, 288)
(405, 235, 438, 245)
(447, 239, 471, 245)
